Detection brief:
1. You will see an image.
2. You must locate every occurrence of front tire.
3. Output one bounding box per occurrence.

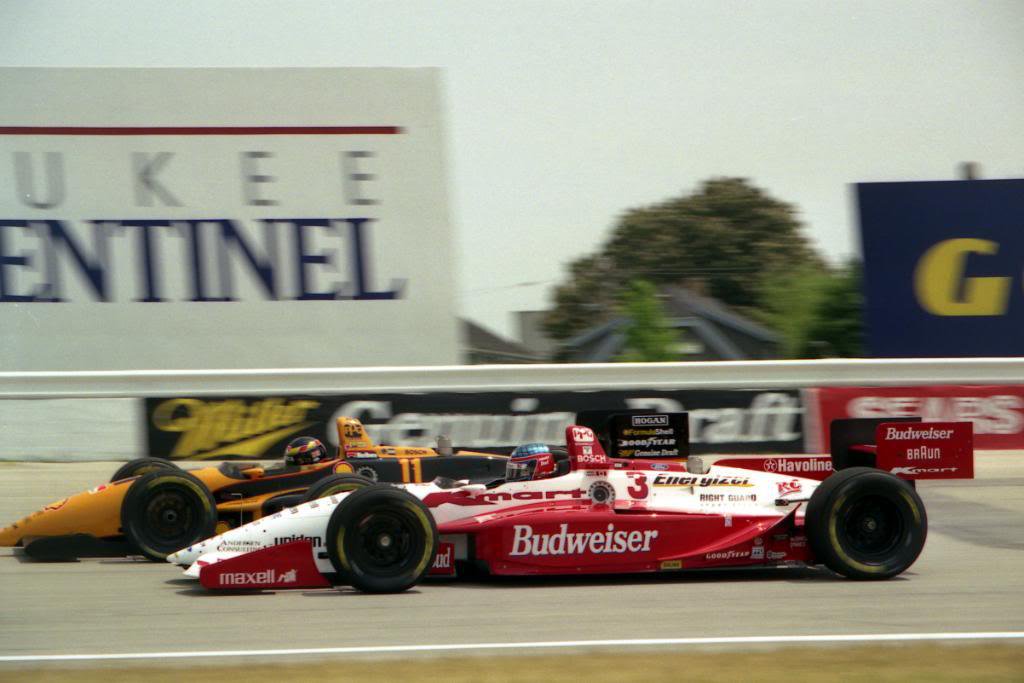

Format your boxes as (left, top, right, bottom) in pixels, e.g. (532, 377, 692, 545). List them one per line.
(805, 467, 927, 580)
(120, 471, 217, 561)
(326, 485, 438, 593)
(303, 473, 376, 502)
(110, 458, 180, 483)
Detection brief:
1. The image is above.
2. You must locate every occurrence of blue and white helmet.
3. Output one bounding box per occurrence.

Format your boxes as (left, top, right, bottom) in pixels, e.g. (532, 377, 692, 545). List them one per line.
(507, 443, 556, 482)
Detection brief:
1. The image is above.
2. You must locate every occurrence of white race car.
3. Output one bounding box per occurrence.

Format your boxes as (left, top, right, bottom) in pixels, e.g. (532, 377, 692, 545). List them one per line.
(168, 416, 974, 593)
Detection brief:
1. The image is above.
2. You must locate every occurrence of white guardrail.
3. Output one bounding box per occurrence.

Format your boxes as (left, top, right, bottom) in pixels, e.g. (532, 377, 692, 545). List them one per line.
(3, 358, 1024, 398)
(2, 359, 1024, 462)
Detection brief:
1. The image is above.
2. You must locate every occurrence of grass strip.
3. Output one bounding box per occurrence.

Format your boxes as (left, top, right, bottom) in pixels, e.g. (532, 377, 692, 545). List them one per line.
(2, 642, 1022, 682)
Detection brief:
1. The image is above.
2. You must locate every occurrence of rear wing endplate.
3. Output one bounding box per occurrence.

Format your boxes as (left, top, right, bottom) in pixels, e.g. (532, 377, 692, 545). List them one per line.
(831, 417, 974, 480)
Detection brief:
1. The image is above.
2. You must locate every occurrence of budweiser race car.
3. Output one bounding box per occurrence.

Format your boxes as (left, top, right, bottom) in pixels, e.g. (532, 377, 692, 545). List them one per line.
(0, 417, 506, 561)
(168, 416, 974, 593)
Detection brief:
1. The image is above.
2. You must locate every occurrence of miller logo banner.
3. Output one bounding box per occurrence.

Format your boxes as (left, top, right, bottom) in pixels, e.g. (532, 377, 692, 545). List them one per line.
(147, 396, 333, 460)
(857, 178, 1024, 357)
(0, 68, 459, 370)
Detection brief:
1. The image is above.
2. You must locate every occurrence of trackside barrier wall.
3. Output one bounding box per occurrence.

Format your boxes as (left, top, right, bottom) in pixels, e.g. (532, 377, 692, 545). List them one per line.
(2, 359, 1024, 462)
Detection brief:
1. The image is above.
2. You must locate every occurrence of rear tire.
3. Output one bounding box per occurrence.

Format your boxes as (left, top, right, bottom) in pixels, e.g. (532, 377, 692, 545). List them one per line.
(110, 458, 180, 483)
(120, 471, 217, 561)
(326, 485, 438, 593)
(805, 467, 927, 579)
(303, 473, 376, 502)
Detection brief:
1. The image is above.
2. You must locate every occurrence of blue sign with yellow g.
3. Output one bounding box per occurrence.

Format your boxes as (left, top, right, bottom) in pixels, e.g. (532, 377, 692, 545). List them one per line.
(857, 179, 1024, 357)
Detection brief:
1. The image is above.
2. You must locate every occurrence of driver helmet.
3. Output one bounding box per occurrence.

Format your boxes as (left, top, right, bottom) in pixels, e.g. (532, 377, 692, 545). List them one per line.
(507, 443, 556, 482)
(284, 436, 328, 466)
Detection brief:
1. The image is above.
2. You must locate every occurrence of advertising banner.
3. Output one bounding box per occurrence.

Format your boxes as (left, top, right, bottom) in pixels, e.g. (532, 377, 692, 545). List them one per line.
(145, 389, 806, 460)
(812, 385, 1024, 450)
(0, 68, 459, 369)
(857, 178, 1024, 357)
(607, 412, 689, 459)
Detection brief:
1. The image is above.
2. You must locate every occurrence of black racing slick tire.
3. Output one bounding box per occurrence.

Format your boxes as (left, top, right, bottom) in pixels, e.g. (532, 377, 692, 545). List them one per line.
(110, 458, 181, 483)
(805, 467, 927, 580)
(302, 473, 377, 503)
(326, 485, 438, 593)
(120, 471, 218, 562)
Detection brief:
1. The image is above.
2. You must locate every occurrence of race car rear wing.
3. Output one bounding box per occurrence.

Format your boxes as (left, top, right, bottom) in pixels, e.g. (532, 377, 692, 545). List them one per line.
(831, 417, 974, 480)
(575, 410, 689, 460)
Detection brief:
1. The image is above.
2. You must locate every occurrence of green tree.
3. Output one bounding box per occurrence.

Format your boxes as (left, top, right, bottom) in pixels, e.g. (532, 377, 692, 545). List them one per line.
(754, 261, 864, 358)
(755, 263, 834, 357)
(799, 261, 864, 357)
(545, 254, 616, 342)
(616, 280, 681, 362)
(545, 178, 823, 343)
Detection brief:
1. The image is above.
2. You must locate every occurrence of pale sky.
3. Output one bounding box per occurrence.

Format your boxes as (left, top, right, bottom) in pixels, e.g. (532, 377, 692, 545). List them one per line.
(3, 1, 1023, 338)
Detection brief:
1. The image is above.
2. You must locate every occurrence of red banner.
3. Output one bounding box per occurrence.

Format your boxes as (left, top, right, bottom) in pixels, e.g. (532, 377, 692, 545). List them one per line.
(813, 386, 1024, 451)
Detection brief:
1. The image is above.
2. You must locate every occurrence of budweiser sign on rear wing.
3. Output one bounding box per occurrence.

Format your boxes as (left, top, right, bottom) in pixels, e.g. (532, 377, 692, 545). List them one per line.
(875, 421, 974, 480)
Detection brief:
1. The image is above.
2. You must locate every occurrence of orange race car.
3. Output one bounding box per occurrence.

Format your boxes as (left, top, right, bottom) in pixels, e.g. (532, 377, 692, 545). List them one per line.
(0, 417, 508, 562)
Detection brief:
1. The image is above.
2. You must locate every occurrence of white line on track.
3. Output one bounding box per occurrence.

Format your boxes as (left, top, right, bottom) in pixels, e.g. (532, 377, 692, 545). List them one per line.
(3, 632, 1024, 663)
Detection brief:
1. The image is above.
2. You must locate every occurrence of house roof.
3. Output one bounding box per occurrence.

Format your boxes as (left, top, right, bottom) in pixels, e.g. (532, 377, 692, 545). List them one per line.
(562, 285, 780, 361)
(461, 318, 540, 362)
(662, 287, 780, 343)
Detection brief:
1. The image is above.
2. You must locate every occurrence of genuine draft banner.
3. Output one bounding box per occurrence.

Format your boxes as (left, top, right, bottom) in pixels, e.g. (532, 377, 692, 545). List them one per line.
(145, 389, 807, 460)
(0, 68, 459, 369)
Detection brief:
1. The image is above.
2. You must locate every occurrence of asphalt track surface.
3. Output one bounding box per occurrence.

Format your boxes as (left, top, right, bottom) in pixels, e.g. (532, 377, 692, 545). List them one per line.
(0, 456, 1022, 662)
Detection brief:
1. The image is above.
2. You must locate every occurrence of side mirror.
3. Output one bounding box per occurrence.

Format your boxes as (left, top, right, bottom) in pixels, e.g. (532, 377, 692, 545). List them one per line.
(437, 435, 453, 456)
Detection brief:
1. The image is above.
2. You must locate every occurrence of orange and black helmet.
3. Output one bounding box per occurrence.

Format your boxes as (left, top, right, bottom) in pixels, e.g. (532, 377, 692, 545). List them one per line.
(284, 437, 328, 466)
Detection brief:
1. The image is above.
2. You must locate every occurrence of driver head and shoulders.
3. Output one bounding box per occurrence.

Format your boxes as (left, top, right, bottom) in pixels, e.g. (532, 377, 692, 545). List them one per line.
(283, 436, 330, 469)
(506, 443, 559, 482)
